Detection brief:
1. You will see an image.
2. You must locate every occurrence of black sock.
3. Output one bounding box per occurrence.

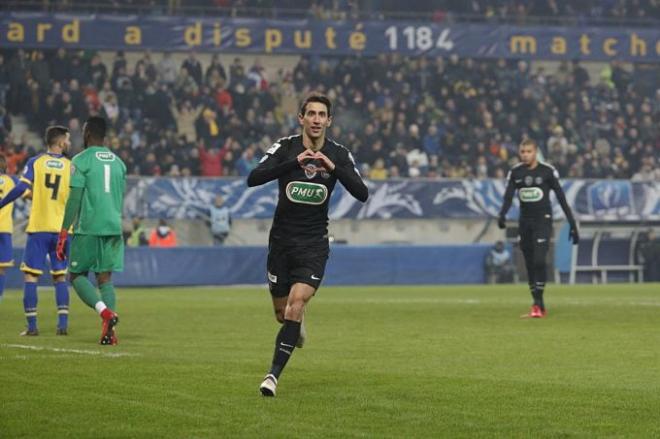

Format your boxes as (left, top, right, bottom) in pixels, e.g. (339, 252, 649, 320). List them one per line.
(529, 284, 541, 307)
(269, 319, 301, 379)
(536, 283, 545, 310)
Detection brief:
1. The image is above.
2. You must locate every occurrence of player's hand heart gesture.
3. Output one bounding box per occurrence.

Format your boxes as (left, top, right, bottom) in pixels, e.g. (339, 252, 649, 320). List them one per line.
(297, 149, 316, 167)
(313, 152, 335, 172)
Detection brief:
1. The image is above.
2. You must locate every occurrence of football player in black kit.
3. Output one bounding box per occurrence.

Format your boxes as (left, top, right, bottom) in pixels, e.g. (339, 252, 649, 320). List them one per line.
(247, 93, 368, 396)
(498, 139, 579, 318)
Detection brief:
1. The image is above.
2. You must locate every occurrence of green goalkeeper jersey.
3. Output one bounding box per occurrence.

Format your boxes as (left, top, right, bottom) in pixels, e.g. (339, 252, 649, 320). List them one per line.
(70, 146, 126, 236)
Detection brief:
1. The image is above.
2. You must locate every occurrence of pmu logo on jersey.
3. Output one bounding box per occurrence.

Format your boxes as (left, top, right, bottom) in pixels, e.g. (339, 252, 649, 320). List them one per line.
(519, 187, 543, 202)
(45, 160, 64, 170)
(96, 152, 116, 162)
(286, 181, 328, 205)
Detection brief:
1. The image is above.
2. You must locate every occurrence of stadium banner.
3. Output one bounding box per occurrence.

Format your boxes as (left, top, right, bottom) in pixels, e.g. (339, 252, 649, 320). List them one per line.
(122, 178, 660, 221)
(1, 12, 659, 61)
(3, 244, 492, 287)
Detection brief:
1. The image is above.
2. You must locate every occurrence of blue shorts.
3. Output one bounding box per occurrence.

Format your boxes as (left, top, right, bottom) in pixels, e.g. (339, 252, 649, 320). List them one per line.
(0, 233, 14, 267)
(21, 232, 68, 276)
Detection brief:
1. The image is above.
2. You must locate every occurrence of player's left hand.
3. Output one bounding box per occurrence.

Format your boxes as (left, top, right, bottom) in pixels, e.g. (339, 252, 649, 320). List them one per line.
(313, 152, 335, 172)
(56, 229, 68, 261)
(569, 223, 579, 245)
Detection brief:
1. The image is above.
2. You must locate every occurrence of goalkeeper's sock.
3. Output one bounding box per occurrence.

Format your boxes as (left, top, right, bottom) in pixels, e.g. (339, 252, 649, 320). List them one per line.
(72, 276, 102, 310)
(0, 274, 5, 302)
(536, 282, 546, 310)
(55, 282, 69, 329)
(269, 319, 301, 379)
(23, 282, 38, 331)
(99, 282, 116, 311)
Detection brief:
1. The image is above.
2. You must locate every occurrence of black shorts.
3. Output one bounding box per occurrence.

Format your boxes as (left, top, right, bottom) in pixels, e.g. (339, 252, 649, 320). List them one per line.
(518, 216, 552, 251)
(267, 238, 330, 297)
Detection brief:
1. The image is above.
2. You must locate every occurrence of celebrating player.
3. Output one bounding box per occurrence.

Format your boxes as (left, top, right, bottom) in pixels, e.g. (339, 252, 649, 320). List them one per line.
(498, 138, 579, 318)
(0, 126, 71, 335)
(56, 116, 127, 345)
(0, 156, 19, 303)
(247, 93, 369, 397)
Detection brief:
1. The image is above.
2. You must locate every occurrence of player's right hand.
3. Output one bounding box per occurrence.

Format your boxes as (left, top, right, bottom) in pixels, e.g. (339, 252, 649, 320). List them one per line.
(297, 149, 316, 166)
(497, 215, 506, 229)
(56, 229, 68, 261)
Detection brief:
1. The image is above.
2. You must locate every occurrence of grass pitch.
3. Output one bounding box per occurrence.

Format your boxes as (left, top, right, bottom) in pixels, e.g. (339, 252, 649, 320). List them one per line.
(1, 284, 660, 438)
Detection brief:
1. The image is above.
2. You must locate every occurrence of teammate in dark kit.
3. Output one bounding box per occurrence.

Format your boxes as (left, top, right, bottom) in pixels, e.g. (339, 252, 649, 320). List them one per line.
(498, 139, 579, 318)
(247, 93, 368, 396)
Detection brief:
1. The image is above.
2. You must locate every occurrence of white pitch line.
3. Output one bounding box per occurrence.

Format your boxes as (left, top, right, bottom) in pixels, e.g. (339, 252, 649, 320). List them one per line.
(1, 344, 139, 358)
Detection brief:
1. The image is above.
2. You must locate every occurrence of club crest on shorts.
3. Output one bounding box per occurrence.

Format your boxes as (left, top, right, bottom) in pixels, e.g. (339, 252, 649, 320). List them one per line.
(524, 175, 534, 186)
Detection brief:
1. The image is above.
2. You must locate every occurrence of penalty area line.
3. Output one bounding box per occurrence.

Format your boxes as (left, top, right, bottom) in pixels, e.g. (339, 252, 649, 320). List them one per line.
(1, 344, 139, 358)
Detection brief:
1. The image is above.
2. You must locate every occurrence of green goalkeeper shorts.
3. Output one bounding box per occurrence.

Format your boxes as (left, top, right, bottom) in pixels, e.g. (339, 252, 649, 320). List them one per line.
(69, 234, 124, 274)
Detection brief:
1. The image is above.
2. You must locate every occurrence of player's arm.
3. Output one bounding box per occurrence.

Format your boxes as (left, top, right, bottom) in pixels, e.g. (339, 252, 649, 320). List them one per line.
(549, 169, 579, 244)
(497, 170, 516, 229)
(56, 157, 86, 260)
(326, 150, 369, 202)
(246, 142, 309, 187)
(0, 180, 30, 208)
(0, 160, 35, 209)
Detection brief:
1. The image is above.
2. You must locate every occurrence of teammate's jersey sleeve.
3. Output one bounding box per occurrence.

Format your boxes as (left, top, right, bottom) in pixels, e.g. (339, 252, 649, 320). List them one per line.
(247, 139, 299, 187)
(19, 156, 38, 186)
(72, 148, 126, 236)
(24, 154, 71, 233)
(0, 174, 16, 233)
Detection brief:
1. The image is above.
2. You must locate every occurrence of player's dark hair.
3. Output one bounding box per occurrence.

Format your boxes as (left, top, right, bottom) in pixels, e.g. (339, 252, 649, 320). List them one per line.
(84, 116, 107, 141)
(45, 125, 69, 146)
(0, 155, 6, 173)
(299, 93, 332, 117)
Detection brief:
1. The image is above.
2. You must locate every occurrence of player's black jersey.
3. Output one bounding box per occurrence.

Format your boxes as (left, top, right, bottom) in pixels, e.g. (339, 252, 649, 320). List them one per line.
(247, 134, 368, 244)
(499, 162, 575, 222)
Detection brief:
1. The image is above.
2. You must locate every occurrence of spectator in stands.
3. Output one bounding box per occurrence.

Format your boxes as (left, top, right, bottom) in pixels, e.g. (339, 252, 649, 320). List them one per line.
(149, 219, 177, 247)
(208, 195, 232, 245)
(158, 52, 178, 85)
(182, 51, 203, 85)
(126, 217, 149, 247)
(485, 241, 514, 284)
(170, 99, 202, 143)
(0, 46, 658, 179)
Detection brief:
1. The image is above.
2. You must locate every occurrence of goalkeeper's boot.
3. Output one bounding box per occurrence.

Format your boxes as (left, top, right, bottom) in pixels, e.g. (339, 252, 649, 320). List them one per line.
(296, 319, 306, 348)
(100, 310, 119, 345)
(260, 374, 278, 397)
(20, 328, 39, 336)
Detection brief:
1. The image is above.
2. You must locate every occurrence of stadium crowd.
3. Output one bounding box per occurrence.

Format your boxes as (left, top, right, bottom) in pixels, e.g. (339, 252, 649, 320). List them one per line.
(0, 48, 658, 180)
(6, 0, 659, 23)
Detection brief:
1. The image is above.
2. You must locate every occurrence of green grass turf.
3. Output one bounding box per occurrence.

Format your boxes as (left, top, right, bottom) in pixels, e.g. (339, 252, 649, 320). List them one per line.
(1, 283, 660, 438)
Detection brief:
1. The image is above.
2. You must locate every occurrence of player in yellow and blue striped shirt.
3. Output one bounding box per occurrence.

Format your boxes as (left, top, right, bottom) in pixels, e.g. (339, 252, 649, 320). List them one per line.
(0, 126, 72, 335)
(0, 155, 19, 303)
